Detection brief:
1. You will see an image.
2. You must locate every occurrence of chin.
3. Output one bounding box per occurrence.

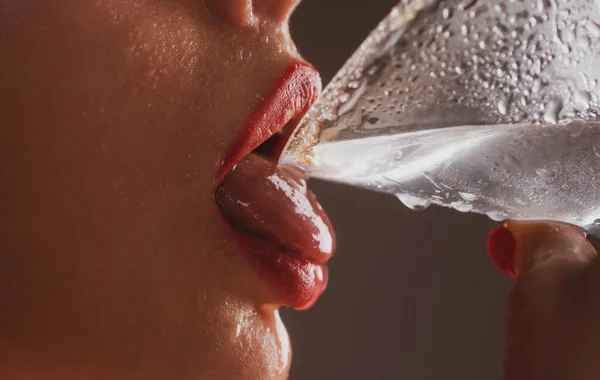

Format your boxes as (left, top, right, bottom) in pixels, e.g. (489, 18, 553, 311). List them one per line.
(204, 302, 292, 380)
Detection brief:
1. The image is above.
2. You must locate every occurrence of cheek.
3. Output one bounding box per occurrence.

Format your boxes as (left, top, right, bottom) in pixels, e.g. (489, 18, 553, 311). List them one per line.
(2, 0, 234, 198)
(2, 2, 298, 378)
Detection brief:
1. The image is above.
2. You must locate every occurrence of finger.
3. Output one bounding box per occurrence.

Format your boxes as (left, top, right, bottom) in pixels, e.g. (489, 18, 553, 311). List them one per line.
(487, 221, 596, 282)
(495, 222, 597, 380)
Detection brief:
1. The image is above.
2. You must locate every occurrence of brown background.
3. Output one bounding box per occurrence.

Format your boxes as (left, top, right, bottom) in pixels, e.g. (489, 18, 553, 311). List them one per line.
(284, 2, 512, 379)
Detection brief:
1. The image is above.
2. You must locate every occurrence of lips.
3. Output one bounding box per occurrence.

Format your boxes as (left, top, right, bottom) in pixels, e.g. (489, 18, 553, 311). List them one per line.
(217, 63, 322, 182)
(215, 63, 335, 310)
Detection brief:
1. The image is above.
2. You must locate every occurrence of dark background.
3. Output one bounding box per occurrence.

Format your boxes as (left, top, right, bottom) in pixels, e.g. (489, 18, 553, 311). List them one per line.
(284, 2, 512, 379)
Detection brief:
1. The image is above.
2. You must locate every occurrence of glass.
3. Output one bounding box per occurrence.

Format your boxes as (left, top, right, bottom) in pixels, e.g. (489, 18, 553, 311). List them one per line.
(280, 0, 600, 232)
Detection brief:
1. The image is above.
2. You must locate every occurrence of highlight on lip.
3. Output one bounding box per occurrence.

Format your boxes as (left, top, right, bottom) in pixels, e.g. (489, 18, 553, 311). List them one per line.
(215, 156, 334, 262)
(215, 154, 335, 309)
(213, 62, 334, 310)
(266, 171, 334, 256)
(217, 62, 321, 182)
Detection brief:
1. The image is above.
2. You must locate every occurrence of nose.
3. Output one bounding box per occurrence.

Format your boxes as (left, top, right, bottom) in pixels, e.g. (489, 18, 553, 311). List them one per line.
(208, 0, 301, 28)
(254, 0, 301, 23)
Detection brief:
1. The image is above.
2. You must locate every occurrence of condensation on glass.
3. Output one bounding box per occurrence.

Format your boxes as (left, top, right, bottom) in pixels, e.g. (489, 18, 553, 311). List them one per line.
(280, 0, 600, 232)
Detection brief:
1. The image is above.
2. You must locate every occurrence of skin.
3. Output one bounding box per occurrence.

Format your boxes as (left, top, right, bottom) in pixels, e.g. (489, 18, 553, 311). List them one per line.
(503, 222, 600, 380)
(1, 1, 305, 379)
(3, 1, 600, 380)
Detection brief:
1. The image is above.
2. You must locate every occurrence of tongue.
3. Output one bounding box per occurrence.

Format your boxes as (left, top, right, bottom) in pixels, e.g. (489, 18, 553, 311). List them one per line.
(215, 154, 334, 263)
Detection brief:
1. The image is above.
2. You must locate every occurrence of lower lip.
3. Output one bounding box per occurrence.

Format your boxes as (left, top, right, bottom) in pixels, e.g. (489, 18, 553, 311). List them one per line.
(215, 63, 330, 310)
(215, 209, 328, 310)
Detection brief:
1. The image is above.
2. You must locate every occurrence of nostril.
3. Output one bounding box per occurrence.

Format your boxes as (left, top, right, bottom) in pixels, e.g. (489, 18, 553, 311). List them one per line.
(253, 0, 302, 23)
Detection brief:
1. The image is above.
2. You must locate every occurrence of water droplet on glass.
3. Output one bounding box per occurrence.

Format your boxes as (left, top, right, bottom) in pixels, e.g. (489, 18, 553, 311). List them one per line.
(394, 150, 403, 161)
(587, 21, 600, 38)
(459, 192, 478, 202)
(494, 97, 507, 116)
(531, 78, 542, 93)
(574, 90, 591, 109)
(487, 212, 508, 222)
(452, 201, 474, 213)
(504, 154, 518, 165)
(461, 24, 469, 36)
(569, 121, 585, 137)
(396, 194, 432, 211)
(543, 99, 562, 123)
(347, 81, 360, 89)
(337, 79, 367, 117)
(442, 8, 453, 19)
(577, 36, 591, 49)
(536, 167, 556, 179)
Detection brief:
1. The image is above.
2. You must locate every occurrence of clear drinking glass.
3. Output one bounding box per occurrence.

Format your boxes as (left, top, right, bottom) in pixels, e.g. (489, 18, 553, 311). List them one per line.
(280, 0, 600, 232)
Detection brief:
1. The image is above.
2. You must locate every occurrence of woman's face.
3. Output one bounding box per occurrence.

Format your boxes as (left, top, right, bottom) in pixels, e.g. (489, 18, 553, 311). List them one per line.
(0, 1, 334, 379)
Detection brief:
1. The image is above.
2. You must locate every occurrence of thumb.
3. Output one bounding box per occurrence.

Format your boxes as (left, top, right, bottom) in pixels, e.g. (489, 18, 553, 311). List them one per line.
(487, 221, 596, 282)
(488, 222, 598, 380)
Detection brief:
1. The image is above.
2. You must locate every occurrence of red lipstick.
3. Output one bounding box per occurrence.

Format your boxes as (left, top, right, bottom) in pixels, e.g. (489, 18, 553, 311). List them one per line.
(217, 62, 321, 182)
(215, 63, 335, 310)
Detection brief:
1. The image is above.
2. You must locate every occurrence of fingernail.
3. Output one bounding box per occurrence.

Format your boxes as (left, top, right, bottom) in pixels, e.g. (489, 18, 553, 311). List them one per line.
(487, 225, 518, 280)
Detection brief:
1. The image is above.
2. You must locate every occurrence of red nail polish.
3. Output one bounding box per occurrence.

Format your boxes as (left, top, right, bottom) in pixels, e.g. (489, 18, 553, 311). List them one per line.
(487, 226, 517, 280)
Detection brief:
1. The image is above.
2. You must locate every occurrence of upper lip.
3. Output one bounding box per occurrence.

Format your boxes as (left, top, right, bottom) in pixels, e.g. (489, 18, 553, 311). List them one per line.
(217, 62, 322, 182)
(214, 62, 333, 310)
